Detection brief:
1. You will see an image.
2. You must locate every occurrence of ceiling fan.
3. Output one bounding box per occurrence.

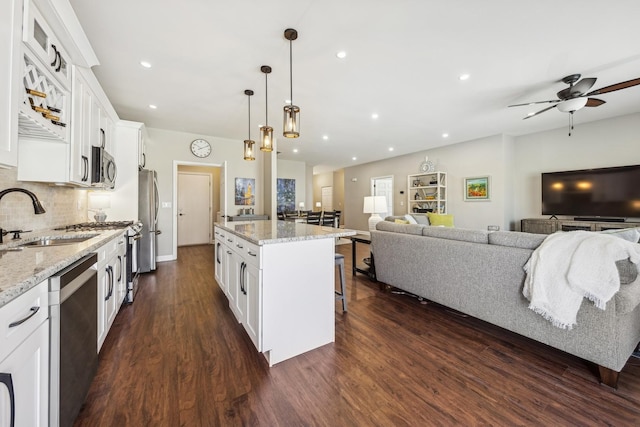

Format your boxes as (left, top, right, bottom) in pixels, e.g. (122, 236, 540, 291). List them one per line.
(508, 74, 640, 135)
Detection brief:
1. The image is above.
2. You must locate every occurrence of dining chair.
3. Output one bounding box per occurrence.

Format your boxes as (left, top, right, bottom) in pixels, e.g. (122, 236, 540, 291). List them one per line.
(306, 211, 321, 225)
(321, 211, 336, 227)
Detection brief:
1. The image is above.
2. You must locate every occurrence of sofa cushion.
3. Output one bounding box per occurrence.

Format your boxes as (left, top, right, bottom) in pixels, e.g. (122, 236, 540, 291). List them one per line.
(617, 258, 639, 285)
(488, 231, 546, 250)
(427, 212, 454, 227)
(422, 226, 489, 244)
(376, 220, 425, 235)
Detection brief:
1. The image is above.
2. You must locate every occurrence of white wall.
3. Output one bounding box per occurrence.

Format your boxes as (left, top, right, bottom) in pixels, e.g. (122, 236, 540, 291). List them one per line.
(512, 113, 640, 227)
(145, 127, 264, 259)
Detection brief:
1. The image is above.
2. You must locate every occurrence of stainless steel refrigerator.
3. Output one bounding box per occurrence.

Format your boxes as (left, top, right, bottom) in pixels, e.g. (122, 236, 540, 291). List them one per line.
(139, 169, 160, 272)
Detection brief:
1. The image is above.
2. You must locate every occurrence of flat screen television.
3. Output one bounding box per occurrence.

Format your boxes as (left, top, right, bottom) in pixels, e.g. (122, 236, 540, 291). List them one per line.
(541, 165, 640, 219)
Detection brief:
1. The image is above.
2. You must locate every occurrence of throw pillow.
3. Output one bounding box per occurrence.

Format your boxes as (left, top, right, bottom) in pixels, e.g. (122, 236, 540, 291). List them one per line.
(427, 212, 454, 227)
(403, 214, 418, 224)
(395, 219, 410, 224)
(600, 227, 640, 243)
(411, 214, 430, 225)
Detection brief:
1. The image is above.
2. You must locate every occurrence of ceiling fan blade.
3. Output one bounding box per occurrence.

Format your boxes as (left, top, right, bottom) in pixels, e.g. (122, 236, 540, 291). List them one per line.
(508, 100, 558, 107)
(585, 98, 606, 107)
(586, 77, 640, 96)
(523, 105, 556, 120)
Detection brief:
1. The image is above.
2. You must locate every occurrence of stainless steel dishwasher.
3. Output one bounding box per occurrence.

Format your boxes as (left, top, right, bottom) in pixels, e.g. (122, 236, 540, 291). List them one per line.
(49, 253, 98, 427)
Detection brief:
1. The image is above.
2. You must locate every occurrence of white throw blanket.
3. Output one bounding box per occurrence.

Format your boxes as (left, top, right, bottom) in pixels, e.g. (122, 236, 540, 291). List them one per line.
(523, 231, 640, 329)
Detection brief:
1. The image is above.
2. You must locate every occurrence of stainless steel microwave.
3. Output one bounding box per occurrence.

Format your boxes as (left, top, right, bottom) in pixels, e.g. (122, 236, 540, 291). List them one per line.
(91, 146, 117, 189)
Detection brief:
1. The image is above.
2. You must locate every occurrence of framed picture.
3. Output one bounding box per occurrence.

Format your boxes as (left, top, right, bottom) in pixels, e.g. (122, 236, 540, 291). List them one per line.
(235, 178, 255, 206)
(277, 178, 296, 212)
(464, 176, 490, 201)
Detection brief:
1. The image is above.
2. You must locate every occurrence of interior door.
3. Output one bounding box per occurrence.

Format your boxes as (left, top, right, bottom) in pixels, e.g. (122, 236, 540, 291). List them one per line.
(177, 172, 211, 246)
(321, 186, 333, 212)
(372, 176, 394, 215)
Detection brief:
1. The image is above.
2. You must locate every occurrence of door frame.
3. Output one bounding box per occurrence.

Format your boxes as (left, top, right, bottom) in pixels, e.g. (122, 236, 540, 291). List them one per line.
(177, 170, 212, 247)
(172, 160, 222, 261)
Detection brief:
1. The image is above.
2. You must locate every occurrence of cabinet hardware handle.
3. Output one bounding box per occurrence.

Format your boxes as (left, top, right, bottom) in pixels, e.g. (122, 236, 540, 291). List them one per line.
(118, 255, 123, 281)
(236, 243, 243, 249)
(55, 51, 62, 72)
(0, 373, 15, 427)
(8, 306, 40, 328)
(82, 155, 89, 181)
(50, 44, 59, 67)
(141, 153, 146, 168)
(226, 251, 232, 255)
(216, 242, 221, 263)
(248, 251, 257, 257)
(105, 266, 113, 300)
(100, 128, 106, 148)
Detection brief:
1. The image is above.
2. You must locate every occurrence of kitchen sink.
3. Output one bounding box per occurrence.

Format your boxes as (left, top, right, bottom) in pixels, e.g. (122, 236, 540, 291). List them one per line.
(19, 235, 97, 247)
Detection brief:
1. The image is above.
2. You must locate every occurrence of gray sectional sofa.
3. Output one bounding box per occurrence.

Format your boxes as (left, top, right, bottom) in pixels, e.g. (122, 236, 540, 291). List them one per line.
(371, 220, 640, 388)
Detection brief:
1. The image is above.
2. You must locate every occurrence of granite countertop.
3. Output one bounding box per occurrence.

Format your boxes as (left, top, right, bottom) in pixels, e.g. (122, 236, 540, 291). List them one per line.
(215, 220, 356, 245)
(0, 228, 125, 309)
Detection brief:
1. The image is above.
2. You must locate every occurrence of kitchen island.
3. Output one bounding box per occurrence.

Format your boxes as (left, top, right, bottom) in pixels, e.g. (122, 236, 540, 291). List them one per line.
(214, 220, 356, 366)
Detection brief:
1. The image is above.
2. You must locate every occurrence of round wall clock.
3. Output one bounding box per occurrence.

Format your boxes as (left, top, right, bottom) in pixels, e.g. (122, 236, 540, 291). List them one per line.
(419, 156, 435, 173)
(190, 139, 212, 158)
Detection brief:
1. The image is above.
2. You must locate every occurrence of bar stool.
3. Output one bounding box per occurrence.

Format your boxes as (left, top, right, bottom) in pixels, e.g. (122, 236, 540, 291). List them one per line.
(335, 253, 347, 311)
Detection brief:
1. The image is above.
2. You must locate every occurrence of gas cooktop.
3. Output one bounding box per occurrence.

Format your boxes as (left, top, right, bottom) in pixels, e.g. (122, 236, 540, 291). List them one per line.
(55, 221, 139, 232)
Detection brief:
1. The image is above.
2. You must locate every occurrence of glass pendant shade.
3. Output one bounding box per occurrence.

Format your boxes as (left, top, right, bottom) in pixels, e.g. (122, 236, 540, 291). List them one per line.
(243, 139, 255, 161)
(283, 104, 300, 138)
(260, 125, 273, 152)
(243, 89, 255, 161)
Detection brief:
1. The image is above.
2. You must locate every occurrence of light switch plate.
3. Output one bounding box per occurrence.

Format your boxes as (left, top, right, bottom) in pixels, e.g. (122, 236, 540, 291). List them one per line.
(162, 202, 172, 208)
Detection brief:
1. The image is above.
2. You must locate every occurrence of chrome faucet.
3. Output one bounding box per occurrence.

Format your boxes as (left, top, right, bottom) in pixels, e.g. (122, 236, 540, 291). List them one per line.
(0, 188, 46, 244)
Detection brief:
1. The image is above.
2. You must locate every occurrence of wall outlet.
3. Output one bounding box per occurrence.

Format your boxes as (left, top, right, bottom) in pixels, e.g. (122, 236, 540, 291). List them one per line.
(487, 225, 500, 232)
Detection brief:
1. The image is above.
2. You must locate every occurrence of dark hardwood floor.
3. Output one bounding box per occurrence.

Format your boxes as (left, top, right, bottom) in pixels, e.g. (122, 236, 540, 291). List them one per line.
(74, 243, 640, 426)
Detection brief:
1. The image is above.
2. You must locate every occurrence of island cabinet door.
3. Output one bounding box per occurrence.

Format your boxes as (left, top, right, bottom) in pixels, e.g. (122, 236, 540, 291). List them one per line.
(228, 249, 244, 323)
(214, 237, 227, 295)
(243, 262, 262, 351)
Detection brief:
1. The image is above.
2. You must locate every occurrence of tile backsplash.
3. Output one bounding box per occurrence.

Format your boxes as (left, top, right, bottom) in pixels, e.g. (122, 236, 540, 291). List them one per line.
(0, 167, 88, 233)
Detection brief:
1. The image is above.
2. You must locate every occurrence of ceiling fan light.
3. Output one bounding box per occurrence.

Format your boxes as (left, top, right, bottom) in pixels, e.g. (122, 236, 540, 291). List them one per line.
(557, 97, 588, 113)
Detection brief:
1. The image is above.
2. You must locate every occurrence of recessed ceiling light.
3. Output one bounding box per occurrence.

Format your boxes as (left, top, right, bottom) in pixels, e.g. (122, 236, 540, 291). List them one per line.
(388, 147, 394, 151)
(140, 61, 152, 68)
(322, 135, 329, 140)
(459, 73, 470, 81)
(527, 112, 535, 116)
(293, 148, 299, 153)
(336, 51, 347, 59)
(149, 104, 157, 109)
(371, 113, 379, 119)
(442, 133, 449, 138)
(352, 156, 357, 161)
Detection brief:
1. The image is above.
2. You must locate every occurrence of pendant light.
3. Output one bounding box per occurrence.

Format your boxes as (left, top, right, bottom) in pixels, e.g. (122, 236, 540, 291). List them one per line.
(283, 28, 300, 138)
(259, 65, 274, 152)
(243, 89, 255, 161)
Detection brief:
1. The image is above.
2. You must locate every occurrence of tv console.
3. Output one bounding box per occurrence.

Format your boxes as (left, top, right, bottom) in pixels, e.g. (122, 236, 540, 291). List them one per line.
(574, 217, 625, 223)
(521, 218, 640, 235)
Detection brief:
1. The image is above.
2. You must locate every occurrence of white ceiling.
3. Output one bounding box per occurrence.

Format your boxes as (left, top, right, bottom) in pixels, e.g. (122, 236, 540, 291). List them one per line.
(68, 0, 640, 172)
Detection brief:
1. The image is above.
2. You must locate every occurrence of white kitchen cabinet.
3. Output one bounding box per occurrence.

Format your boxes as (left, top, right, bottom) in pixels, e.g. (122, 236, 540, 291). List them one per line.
(22, 0, 71, 89)
(0, 0, 22, 167)
(214, 224, 337, 367)
(69, 66, 92, 185)
(115, 233, 127, 307)
(97, 236, 119, 352)
(214, 229, 227, 295)
(0, 281, 49, 427)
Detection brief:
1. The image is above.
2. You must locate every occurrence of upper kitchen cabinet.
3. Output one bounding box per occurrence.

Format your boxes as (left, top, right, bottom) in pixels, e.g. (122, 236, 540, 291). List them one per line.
(0, 0, 23, 167)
